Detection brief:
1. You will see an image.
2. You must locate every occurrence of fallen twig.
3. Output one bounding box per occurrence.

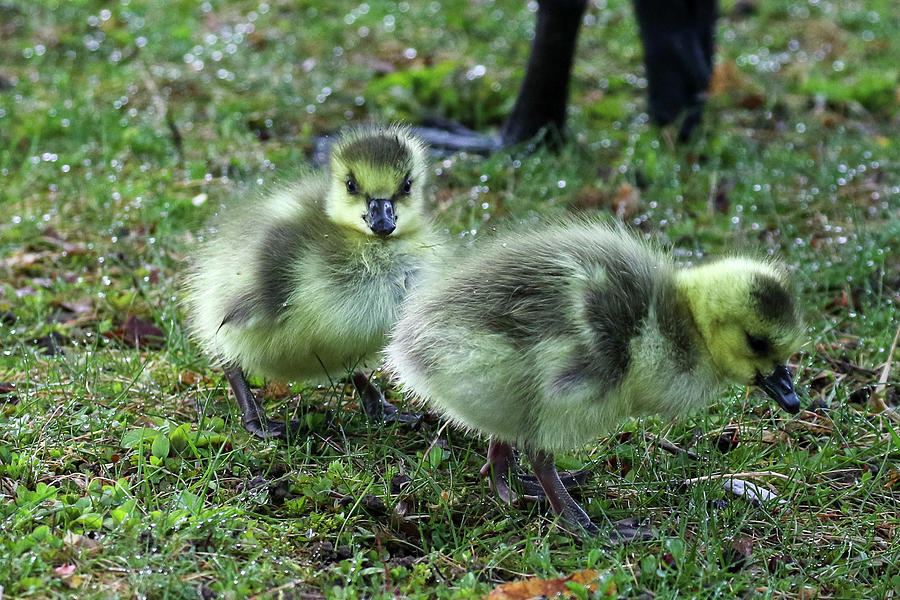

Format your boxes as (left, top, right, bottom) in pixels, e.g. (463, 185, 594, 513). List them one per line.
(683, 470, 809, 487)
(423, 420, 451, 461)
(645, 432, 699, 460)
(137, 60, 183, 164)
(870, 323, 900, 424)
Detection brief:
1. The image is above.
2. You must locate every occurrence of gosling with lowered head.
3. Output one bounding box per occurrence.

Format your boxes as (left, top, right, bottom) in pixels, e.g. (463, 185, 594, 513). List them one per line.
(185, 125, 436, 440)
(386, 221, 804, 538)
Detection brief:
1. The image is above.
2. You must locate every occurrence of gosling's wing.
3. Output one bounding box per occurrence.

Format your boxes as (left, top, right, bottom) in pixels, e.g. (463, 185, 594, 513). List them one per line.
(183, 177, 329, 351)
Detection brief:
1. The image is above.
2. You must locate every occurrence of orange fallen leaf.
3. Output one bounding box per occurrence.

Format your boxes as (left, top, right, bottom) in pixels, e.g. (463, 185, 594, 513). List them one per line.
(487, 570, 614, 599)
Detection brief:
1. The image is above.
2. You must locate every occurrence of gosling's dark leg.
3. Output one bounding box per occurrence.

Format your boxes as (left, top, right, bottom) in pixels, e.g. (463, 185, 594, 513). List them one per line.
(633, 0, 718, 140)
(528, 448, 600, 536)
(480, 439, 521, 503)
(481, 439, 589, 502)
(351, 371, 419, 424)
(528, 449, 654, 542)
(224, 364, 302, 440)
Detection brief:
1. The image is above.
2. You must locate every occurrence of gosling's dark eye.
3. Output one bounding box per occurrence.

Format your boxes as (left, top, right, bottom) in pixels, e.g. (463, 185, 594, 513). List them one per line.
(746, 333, 772, 356)
(346, 178, 359, 195)
(401, 178, 412, 195)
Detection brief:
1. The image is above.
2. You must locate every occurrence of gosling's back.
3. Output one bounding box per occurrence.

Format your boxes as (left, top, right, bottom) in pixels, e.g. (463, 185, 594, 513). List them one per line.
(387, 222, 718, 452)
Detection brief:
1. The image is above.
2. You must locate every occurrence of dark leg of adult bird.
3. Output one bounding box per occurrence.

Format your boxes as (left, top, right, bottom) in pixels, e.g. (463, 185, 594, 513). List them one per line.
(351, 371, 419, 424)
(633, 0, 718, 140)
(224, 364, 303, 440)
(411, 0, 587, 154)
(528, 448, 600, 536)
(481, 439, 590, 503)
(500, 0, 587, 147)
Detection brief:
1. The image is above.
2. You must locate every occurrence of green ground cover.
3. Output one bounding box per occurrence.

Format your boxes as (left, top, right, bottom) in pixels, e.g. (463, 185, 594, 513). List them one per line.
(1, 0, 899, 597)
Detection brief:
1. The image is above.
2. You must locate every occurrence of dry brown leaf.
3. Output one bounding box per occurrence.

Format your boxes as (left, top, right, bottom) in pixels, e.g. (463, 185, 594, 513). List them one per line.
(739, 94, 765, 109)
(584, 89, 605, 103)
(760, 430, 789, 444)
(725, 537, 754, 572)
(871, 324, 900, 419)
(61, 298, 94, 315)
(41, 233, 86, 255)
(709, 61, 746, 96)
(264, 381, 291, 398)
(63, 531, 100, 550)
(487, 570, 613, 599)
(0, 382, 18, 405)
(612, 183, 640, 218)
(105, 315, 166, 349)
(352, 54, 396, 74)
(177, 370, 215, 388)
(571, 185, 607, 211)
(1, 251, 42, 269)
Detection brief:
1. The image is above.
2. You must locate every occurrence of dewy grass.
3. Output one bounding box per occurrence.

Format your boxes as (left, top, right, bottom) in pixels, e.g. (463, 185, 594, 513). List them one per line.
(1, 0, 899, 598)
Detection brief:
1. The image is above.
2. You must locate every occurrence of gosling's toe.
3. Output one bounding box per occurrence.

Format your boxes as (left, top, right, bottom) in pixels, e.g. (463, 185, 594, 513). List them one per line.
(353, 373, 420, 424)
(243, 417, 305, 441)
(361, 391, 421, 425)
(607, 517, 655, 545)
(383, 408, 422, 424)
(518, 469, 591, 491)
(554, 508, 601, 539)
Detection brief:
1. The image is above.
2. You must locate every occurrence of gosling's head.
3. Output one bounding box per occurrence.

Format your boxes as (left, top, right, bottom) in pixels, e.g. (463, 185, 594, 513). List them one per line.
(327, 125, 429, 237)
(678, 258, 806, 413)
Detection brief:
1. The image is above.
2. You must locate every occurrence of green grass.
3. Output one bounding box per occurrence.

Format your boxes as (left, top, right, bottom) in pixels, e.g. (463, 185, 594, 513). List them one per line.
(1, 0, 899, 598)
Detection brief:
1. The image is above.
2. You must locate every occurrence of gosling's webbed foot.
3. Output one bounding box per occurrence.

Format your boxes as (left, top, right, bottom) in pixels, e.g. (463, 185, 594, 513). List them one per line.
(243, 417, 305, 441)
(518, 469, 591, 492)
(481, 440, 591, 504)
(528, 448, 604, 538)
(352, 371, 420, 425)
(607, 517, 655, 545)
(557, 510, 602, 538)
(225, 364, 307, 443)
(482, 463, 520, 504)
(380, 403, 422, 424)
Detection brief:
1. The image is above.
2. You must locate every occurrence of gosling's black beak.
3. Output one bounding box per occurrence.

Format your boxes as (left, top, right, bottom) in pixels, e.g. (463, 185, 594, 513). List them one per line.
(366, 198, 396, 236)
(755, 365, 800, 414)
